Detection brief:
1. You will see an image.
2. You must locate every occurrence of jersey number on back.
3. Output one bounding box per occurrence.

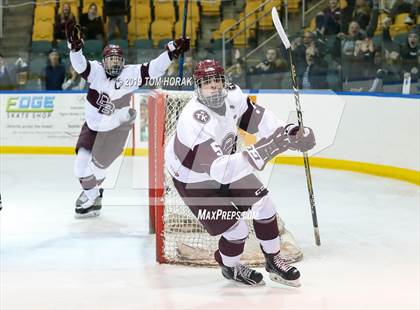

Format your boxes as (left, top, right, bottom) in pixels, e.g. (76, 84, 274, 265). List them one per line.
(96, 92, 115, 115)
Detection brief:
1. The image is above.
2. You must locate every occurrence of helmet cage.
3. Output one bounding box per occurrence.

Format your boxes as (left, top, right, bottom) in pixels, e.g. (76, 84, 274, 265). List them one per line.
(103, 54, 124, 77)
(195, 74, 228, 109)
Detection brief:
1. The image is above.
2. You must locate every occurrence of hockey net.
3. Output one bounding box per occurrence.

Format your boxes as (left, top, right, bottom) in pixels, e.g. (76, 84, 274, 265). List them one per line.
(148, 91, 290, 266)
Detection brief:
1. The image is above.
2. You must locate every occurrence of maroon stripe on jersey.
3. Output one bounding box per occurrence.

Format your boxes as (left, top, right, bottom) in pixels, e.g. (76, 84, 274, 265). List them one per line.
(174, 133, 220, 174)
(80, 59, 91, 80)
(253, 216, 279, 240)
(86, 89, 131, 109)
(86, 88, 100, 109)
(139, 63, 150, 87)
(238, 97, 265, 134)
(219, 236, 245, 257)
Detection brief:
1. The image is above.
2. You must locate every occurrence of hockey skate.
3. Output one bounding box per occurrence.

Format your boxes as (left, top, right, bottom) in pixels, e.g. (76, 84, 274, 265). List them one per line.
(262, 247, 301, 287)
(75, 188, 103, 218)
(215, 250, 264, 286)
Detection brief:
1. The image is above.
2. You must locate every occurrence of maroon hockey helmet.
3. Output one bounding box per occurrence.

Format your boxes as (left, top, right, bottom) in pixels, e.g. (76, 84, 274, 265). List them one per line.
(193, 59, 228, 109)
(102, 44, 124, 77)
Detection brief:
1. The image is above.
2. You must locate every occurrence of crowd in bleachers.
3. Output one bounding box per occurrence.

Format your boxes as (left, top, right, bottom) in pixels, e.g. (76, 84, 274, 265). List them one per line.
(230, 0, 418, 92)
(294, 0, 420, 90)
(29, 0, 130, 90)
(25, 0, 213, 90)
(0, 54, 28, 90)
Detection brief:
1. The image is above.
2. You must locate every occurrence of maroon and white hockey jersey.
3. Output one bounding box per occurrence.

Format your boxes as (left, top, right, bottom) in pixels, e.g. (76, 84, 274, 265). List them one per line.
(70, 50, 171, 132)
(165, 84, 286, 184)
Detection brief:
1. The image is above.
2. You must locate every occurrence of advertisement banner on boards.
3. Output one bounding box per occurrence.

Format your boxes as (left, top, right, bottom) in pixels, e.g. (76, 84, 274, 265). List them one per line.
(0, 93, 86, 147)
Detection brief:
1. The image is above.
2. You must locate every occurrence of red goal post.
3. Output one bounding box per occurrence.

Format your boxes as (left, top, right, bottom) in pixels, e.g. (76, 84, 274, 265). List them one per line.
(147, 91, 166, 262)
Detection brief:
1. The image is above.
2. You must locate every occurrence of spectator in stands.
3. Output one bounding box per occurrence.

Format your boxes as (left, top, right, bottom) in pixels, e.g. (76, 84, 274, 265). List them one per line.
(227, 49, 246, 88)
(382, 48, 403, 84)
(249, 48, 287, 75)
(228, 63, 245, 87)
(15, 57, 29, 89)
(292, 31, 327, 76)
(80, 3, 105, 41)
(166, 61, 179, 78)
(62, 64, 86, 90)
(54, 2, 77, 41)
(41, 49, 66, 90)
(165, 58, 194, 90)
(163, 62, 179, 90)
(322, 0, 378, 36)
(183, 56, 194, 77)
(333, 0, 379, 80)
(400, 29, 419, 76)
(340, 21, 370, 56)
(378, 18, 404, 84)
(0, 53, 18, 90)
(354, 37, 377, 79)
(314, 13, 327, 39)
(299, 45, 329, 89)
(337, 21, 367, 81)
(323, 0, 342, 35)
(104, 0, 129, 40)
(247, 48, 288, 89)
(291, 33, 308, 73)
(390, 0, 419, 24)
(352, 0, 371, 30)
(183, 56, 194, 90)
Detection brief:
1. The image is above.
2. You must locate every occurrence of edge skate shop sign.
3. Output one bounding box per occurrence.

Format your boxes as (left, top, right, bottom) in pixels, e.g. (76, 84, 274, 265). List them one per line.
(0, 93, 85, 148)
(6, 95, 55, 113)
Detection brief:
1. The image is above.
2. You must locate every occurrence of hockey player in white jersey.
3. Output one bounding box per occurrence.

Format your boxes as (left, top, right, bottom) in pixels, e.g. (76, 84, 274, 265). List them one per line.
(165, 59, 316, 286)
(65, 20, 190, 218)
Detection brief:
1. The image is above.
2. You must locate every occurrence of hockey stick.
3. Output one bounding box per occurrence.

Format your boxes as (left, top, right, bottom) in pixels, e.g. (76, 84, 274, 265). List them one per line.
(271, 7, 321, 246)
(178, 0, 189, 80)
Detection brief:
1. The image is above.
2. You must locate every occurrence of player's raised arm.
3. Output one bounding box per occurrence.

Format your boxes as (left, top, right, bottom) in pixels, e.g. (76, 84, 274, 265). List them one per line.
(65, 20, 91, 80)
(139, 37, 190, 84)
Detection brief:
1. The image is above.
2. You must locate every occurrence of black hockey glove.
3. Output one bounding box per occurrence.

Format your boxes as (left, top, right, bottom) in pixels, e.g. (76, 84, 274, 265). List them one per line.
(65, 20, 84, 51)
(245, 126, 290, 170)
(285, 123, 316, 152)
(166, 37, 190, 60)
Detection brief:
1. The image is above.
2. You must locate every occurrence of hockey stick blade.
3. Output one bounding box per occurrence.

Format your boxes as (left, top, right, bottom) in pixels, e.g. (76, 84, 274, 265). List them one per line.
(271, 7, 290, 50)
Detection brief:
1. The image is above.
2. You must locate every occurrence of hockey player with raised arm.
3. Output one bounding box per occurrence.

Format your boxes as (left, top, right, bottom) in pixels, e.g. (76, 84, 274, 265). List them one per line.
(165, 59, 315, 287)
(65, 21, 190, 218)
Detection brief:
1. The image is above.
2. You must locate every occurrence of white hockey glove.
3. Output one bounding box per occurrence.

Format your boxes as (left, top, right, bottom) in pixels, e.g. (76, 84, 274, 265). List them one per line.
(245, 126, 290, 170)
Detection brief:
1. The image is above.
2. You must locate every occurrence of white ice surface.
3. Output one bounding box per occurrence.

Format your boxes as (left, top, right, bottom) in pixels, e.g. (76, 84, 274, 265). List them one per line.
(0, 155, 419, 310)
